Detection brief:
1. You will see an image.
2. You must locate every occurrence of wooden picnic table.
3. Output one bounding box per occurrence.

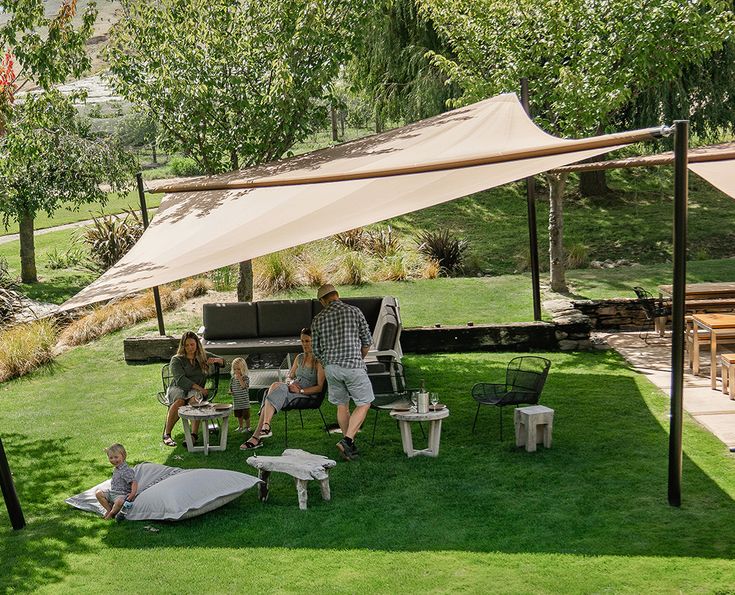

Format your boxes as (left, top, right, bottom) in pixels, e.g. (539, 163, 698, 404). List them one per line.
(659, 282, 735, 314)
(691, 313, 735, 390)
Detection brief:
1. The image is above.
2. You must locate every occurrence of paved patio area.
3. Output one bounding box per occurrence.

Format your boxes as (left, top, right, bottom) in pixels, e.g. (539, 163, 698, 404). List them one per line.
(599, 331, 735, 451)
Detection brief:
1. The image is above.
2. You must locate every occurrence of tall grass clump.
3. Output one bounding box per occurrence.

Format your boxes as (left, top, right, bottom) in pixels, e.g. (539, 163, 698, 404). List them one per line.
(339, 252, 367, 285)
(365, 226, 400, 257)
(59, 278, 210, 347)
(333, 228, 366, 250)
(376, 254, 409, 281)
(0, 319, 57, 382)
(416, 229, 467, 275)
(209, 265, 237, 291)
(565, 242, 590, 269)
(255, 252, 298, 294)
(0, 257, 23, 323)
(79, 209, 144, 272)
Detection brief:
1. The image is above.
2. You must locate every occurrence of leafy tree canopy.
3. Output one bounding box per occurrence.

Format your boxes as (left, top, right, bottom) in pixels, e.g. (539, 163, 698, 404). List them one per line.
(419, 0, 734, 136)
(0, 89, 136, 226)
(0, 0, 95, 92)
(106, 0, 367, 174)
(348, 0, 459, 123)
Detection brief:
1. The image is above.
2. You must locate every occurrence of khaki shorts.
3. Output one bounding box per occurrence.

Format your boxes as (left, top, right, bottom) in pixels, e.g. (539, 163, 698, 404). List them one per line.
(325, 365, 374, 406)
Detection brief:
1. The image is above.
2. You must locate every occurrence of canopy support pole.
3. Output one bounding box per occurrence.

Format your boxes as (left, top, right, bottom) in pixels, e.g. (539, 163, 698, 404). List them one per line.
(136, 173, 166, 336)
(0, 437, 25, 530)
(520, 78, 542, 321)
(668, 120, 688, 507)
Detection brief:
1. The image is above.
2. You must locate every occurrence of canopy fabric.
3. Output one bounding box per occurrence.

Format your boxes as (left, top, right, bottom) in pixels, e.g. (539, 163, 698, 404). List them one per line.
(61, 93, 663, 311)
(551, 142, 735, 202)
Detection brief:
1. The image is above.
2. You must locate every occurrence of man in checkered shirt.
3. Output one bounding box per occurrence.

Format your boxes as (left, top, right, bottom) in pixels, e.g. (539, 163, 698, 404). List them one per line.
(312, 283, 374, 461)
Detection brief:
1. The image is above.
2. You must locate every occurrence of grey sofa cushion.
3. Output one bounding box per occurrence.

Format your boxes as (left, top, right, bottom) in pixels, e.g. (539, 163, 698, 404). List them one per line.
(203, 302, 258, 340)
(312, 297, 383, 331)
(376, 312, 399, 351)
(258, 300, 313, 337)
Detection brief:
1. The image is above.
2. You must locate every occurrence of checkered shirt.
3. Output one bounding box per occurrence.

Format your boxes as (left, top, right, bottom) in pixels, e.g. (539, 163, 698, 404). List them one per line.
(312, 300, 372, 369)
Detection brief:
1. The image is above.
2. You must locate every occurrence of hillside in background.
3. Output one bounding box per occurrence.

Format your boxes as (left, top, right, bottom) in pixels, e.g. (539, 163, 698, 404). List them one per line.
(0, 0, 121, 74)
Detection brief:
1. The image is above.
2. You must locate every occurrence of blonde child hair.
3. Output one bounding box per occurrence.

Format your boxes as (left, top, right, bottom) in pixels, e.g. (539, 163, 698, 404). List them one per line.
(105, 443, 127, 458)
(231, 357, 249, 376)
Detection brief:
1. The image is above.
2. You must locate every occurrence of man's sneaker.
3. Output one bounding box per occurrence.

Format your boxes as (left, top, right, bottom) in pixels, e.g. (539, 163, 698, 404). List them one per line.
(336, 439, 356, 461)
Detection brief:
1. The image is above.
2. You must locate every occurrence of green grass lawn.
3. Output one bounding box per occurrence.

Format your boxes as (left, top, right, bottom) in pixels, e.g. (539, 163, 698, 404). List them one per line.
(0, 191, 163, 237)
(1, 316, 734, 593)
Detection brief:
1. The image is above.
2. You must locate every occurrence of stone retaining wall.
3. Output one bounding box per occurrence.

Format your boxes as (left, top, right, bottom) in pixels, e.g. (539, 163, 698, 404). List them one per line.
(544, 298, 649, 331)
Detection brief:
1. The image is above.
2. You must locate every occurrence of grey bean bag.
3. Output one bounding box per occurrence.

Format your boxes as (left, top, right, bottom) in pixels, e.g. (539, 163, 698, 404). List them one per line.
(66, 462, 261, 521)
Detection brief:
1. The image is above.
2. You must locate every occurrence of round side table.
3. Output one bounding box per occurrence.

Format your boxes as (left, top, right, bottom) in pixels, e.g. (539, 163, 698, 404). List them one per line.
(178, 404, 232, 455)
(389, 408, 450, 458)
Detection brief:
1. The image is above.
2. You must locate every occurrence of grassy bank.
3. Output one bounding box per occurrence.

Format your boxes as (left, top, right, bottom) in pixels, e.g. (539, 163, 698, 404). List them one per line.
(0, 320, 733, 593)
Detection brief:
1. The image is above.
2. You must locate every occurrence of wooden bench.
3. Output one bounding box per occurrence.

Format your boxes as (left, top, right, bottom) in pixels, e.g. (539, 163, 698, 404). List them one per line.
(720, 354, 735, 399)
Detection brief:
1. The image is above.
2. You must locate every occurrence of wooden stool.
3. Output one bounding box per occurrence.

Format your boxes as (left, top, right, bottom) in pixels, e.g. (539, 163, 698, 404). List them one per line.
(514, 405, 554, 452)
(246, 449, 336, 510)
(720, 354, 735, 399)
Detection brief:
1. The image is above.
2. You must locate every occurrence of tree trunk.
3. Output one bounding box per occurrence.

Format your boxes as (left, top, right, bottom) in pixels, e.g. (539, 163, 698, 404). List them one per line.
(151, 141, 157, 165)
(237, 260, 253, 302)
(579, 168, 609, 196)
(19, 210, 38, 284)
(330, 105, 339, 141)
(340, 111, 345, 138)
(547, 172, 568, 293)
(230, 149, 239, 171)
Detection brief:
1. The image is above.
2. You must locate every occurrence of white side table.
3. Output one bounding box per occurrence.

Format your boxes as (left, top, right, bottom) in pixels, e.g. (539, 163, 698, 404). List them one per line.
(390, 408, 450, 458)
(514, 405, 554, 452)
(178, 404, 232, 455)
(246, 449, 337, 510)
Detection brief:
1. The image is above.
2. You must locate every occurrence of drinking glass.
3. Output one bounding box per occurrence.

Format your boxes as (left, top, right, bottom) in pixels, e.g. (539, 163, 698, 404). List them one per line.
(430, 392, 439, 407)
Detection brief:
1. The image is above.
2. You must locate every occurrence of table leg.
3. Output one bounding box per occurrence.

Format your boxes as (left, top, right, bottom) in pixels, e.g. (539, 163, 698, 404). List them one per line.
(544, 420, 553, 449)
(426, 420, 443, 457)
(181, 418, 194, 452)
(319, 477, 331, 502)
(514, 410, 525, 448)
(219, 414, 229, 450)
(295, 478, 309, 511)
(202, 421, 210, 456)
(257, 470, 270, 502)
(526, 421, 538, 452)
(398, 420, 415, 457)
(711, 331, 718, 390)
(730, 365, 735, 400)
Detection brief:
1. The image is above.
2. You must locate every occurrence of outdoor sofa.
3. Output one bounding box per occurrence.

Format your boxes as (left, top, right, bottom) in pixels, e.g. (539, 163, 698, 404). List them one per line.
(200, 296, 403, 362)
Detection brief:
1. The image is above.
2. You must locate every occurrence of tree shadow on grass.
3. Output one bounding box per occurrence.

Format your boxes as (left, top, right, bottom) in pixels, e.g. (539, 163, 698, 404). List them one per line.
(0, 433, 108, 593)
(100, 353, 735, 561)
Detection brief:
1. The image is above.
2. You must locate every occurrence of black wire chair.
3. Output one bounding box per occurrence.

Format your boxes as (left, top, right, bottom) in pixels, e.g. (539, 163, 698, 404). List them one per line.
(633, 286, 672, 342)
(279, 383, 329, 447)
(156, 363, 221, 406)
(471, 356, 551, 440)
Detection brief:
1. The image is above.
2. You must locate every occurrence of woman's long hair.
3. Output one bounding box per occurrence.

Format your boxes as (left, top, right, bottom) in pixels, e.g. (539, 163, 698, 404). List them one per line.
(300, 327, 316, 369)
(176, 331, 208, 372)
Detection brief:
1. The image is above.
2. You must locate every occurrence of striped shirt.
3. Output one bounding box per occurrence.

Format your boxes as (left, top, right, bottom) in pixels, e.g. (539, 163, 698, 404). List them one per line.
(312, 300, 372, 369)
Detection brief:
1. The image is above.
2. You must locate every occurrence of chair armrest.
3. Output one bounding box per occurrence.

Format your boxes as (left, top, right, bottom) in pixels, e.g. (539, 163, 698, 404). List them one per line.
(366, 348, 401, 361)
(197, 325, 205, 336)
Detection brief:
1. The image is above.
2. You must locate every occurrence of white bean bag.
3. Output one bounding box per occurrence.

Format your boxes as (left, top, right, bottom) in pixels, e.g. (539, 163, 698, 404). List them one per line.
(66, 462, 261, 521)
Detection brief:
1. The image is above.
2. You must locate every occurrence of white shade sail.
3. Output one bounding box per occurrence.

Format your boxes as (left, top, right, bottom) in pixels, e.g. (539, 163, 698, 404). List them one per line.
(61, 93, 664, 311)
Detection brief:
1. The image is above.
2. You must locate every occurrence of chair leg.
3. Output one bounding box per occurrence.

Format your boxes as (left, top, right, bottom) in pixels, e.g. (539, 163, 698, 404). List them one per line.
(299, 410, 304, 429)
(472, 403, 481, 434)
(499, 407, 503, 441)
(284, 411, 289, 448)
(318, 408, 329, 433)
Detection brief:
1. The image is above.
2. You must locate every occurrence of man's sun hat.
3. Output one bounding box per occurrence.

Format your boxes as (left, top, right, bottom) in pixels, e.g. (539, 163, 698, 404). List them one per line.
(317, 284, 337, 300)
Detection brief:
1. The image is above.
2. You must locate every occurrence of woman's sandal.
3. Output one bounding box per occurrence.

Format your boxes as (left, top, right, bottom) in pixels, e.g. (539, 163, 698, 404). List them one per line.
(259, 424, 272, 438)
(162, 434, 176, 447)
(240, 437, 262, 450)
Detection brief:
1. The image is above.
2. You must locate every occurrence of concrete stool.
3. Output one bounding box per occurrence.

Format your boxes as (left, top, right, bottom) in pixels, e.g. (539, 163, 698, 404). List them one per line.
(720, 354, 735, 399)
(514, 405, 554, 452)
(246, 449, 336, 510)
